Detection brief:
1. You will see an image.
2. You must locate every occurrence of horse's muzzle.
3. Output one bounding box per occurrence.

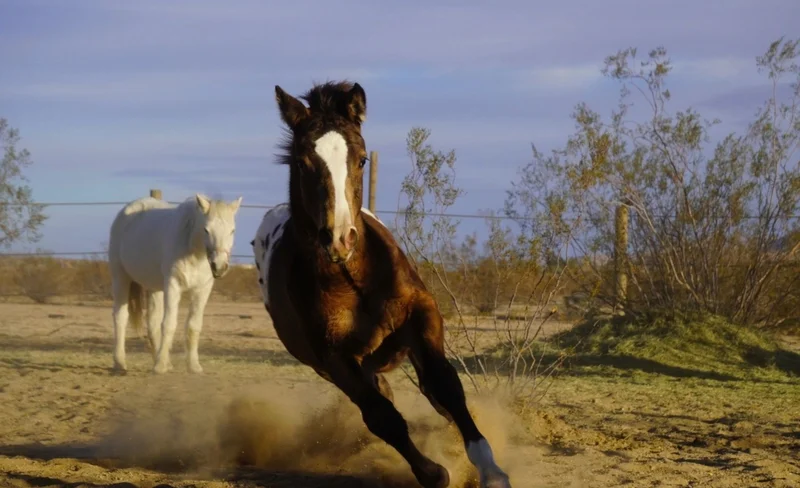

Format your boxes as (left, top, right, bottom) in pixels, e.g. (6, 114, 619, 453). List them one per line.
(210, 260, 230, 278)
(322, 226, 358, 263)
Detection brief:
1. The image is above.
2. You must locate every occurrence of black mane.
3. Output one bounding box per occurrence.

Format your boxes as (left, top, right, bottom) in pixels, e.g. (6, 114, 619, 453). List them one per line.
(301, 80, 356, 115)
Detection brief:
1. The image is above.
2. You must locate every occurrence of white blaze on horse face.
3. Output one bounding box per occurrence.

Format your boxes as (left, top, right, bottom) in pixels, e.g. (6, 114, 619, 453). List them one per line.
(314, 131, 353, 244)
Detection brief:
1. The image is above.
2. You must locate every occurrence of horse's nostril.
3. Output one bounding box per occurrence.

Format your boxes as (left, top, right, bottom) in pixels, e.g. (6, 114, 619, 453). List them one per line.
(342, 226, 358, 251)
(210, 262, 217, 272)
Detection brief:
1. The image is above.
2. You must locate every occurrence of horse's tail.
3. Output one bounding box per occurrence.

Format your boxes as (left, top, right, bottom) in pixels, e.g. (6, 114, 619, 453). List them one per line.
(128, 281, 147, 334)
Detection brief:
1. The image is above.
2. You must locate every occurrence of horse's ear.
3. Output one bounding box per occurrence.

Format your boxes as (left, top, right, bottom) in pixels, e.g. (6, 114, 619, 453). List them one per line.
(231, 196, 243, 213)
(344, 83, 367, 125)
(196, 194, 211, 214)
(275, 85, 309, 130)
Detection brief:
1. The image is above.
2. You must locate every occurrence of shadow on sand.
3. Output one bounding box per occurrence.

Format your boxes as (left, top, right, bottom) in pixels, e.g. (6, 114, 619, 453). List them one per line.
(0, 333, 303, 374)
(0, 442, 388, 488)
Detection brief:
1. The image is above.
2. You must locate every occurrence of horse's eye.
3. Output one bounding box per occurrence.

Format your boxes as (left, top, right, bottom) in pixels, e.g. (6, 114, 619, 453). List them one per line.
(359, 157, 369, 169)
(204, 228, 210, 234)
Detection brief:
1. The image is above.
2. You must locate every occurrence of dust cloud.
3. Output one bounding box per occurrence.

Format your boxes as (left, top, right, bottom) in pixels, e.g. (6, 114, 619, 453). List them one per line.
(93, 379, 521, 487)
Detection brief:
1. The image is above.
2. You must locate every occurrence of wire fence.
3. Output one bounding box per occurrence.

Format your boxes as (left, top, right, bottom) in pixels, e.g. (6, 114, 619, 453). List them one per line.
(0, 198, 533, 259)
(1, 199, 799, 259)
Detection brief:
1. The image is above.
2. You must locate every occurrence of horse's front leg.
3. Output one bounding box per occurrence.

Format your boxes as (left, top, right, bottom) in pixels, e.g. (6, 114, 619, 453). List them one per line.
(409, 299, 512, 488)
(153, 277, 181, 374)
(322, 351, 449, 488)
(184, 282, 212, 374)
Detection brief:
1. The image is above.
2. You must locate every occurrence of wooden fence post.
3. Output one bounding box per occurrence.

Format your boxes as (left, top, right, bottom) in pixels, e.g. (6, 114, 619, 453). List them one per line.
(150, 189, 162, 200)
(368, 150, 378, 213)
(614, 202, 629, 313)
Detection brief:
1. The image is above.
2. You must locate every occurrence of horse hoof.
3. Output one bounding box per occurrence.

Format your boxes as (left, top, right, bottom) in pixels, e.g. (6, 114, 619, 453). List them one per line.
(188, 364, 204, 374)
(415, 463, 450, 488)
(152, 363, 170, 374)
(482, 469, 512, 488)
(110, 366, 127, 376)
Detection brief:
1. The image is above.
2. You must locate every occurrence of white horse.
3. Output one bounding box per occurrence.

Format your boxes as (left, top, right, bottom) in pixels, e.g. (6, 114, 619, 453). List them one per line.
(108, 194, 242, 374)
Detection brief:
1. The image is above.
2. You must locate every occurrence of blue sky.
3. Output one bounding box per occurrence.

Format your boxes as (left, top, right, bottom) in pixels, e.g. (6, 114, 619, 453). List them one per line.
(1, 0, 797, 259)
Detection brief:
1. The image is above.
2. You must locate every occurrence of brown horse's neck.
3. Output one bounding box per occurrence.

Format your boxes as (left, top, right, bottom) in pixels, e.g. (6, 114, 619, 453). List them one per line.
(287, 171, 316, 245)
(288, 169, 369, 283)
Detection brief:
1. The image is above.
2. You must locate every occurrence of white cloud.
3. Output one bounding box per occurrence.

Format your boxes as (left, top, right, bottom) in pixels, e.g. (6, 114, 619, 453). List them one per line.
(4, 0, 798, 253)
(513, 64, 602, 92)
(4, 0, 797, 78)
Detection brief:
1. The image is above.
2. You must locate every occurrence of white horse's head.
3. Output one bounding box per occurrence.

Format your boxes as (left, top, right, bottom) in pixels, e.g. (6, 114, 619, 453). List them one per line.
(195, 194, 243, 278)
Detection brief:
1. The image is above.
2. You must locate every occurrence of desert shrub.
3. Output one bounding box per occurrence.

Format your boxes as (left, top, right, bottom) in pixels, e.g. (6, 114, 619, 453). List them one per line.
(13, 254, 71, 303)
(392, 38, 800, 406)
(1, 256, 263, 303)
(213, 265, 260, 302)
(71, 256, 112, 300)
(395, 127, 569, 400)
(506, 38, 800, 326)
(0, 257, 20, 298)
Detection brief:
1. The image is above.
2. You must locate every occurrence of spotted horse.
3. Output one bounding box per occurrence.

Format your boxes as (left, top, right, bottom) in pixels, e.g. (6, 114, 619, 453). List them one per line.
(251, 81, 512, 488)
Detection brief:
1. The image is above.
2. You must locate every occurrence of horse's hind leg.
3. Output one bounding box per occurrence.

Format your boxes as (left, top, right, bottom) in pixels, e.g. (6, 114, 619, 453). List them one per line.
(374, 374, 394, 403)
(146, 290, 164, 364)
(409, 304, 511, 488)
(410, 355, 453, 422)
(111, 273, 131, 372)
(361, 355, 396, 403)
(324, 353, 450, 488)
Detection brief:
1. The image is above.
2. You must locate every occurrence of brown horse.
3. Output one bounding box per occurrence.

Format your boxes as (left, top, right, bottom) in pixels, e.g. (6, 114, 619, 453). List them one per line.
(251, 81, 512, 488)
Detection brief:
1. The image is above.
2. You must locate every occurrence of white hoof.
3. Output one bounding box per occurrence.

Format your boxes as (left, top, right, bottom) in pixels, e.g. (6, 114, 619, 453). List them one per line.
(112, 353, 127, 371)
(467, 439, 512, 488)
(112, 361, 127, 374)
(152, 359, 172, 374)
(482, 469, 512, 488)
(188, 362, 204, 374)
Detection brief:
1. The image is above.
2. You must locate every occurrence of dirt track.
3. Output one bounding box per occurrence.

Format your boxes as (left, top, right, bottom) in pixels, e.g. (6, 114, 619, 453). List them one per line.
(0, 301, 798, 487)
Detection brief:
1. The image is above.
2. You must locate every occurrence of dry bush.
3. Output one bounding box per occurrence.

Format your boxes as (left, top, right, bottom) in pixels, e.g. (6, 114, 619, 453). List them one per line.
(212, 265, 260, 302)
(0, 256, 19, 298)
(71, 256, 112, 300)
(13, 254, 72, 303)
(393, 38, 800, 407)
(508, 38, 800, 327)
(0, 255, 263, 304)
(396, 127, 569, 404)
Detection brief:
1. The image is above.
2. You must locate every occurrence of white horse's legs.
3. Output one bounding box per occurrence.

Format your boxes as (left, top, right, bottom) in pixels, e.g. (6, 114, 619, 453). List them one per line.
(111, 274, 131, 372)
(185, 283, 212, 374)
(153, 278, 181, 374)
(146, 290, 164, 363)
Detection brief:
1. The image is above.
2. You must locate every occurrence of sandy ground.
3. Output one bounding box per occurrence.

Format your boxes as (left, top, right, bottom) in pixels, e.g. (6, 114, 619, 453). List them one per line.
(0, 301, 798, 488)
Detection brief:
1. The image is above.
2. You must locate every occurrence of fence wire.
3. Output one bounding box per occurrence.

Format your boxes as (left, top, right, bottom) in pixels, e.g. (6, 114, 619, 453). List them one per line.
(0, 199, 531, 259)
(0, 199, 524, 219)
(1, 199, 798, 259)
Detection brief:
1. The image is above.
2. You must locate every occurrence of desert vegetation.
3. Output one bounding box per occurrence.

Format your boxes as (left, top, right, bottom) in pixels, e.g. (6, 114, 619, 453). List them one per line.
(3, 38, 800, 390)
(0, 38, 798, 487)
